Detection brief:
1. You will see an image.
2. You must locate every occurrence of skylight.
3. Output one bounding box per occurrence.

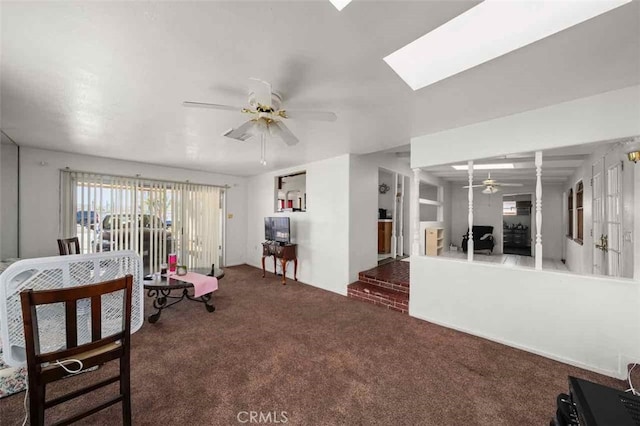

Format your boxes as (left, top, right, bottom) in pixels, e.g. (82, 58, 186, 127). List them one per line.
(330, 0, 352, 11)
(452, 163, 514, 171)
(383, 0, 631, 91)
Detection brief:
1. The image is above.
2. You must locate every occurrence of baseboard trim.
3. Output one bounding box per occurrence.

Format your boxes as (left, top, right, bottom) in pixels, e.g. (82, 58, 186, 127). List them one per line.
(242, 263, 348, 297)
(409, 311, 624, 379)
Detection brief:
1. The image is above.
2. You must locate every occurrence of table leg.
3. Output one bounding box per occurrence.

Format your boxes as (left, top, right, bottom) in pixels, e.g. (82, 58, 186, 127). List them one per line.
(281, 258, 287, 285)
(147, 288, 172, 323)
(261, 256, 266, 278)
(273, 256, 277, 276)
(294, 259, 298, 281)
(195, 292, 216, 312)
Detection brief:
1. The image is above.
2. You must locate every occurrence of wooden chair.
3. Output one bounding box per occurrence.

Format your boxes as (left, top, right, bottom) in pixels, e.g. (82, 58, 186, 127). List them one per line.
(57, 237, 81, 255)
(20, 275, 133, 426)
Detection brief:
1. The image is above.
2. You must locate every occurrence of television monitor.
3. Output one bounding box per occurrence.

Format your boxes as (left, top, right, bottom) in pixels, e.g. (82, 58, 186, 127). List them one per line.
(264, 217, 290, 244)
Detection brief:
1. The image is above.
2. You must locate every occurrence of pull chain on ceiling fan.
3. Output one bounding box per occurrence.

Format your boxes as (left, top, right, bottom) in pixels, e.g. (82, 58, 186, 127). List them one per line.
(184, 78, 337, 165)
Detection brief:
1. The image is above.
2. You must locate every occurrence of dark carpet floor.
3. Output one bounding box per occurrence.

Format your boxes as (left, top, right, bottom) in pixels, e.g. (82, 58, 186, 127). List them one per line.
(0, 264, 625, 425)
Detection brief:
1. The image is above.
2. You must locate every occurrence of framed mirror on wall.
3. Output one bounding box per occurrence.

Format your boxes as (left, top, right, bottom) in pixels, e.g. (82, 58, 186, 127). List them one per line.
(274, 171, 306, 212)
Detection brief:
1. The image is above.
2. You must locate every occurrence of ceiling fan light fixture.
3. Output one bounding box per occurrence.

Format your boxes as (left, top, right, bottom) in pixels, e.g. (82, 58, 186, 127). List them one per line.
(185, 77, 335, 164)
(482, 186, 499, 194)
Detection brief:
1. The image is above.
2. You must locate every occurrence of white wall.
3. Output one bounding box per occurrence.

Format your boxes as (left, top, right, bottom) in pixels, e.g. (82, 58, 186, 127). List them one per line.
(411, 256, 640, 379)
(19, 148, 248, 266)
(409, 86, 640, 378)
(247, 154, 351, 295)
(412, 86, 640, 168)
(1, 143, 19, 259)
(377, 169, 395, 216)
(350, 155, 378, 282)
(564, 143, 635, 277)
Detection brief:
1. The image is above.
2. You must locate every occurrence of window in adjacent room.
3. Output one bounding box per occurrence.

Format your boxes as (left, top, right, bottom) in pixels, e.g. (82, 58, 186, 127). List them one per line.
(576, 181, 584, 242)
(567, 188, 573, 237)
(503, 200, 517, 216)
(274, 171, 306, 212)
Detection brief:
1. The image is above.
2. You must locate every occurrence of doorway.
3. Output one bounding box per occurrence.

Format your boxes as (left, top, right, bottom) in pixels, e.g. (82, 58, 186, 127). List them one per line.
(502, 194, 533, 256)
(378, 168, 409, 264)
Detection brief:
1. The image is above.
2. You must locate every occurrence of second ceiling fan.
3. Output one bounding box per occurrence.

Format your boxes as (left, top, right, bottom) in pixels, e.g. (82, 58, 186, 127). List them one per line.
(463, 173, 523, 194)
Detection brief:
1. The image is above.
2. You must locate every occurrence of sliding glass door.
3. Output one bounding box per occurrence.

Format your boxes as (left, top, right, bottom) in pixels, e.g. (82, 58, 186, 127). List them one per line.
(60, 171, 223, 273)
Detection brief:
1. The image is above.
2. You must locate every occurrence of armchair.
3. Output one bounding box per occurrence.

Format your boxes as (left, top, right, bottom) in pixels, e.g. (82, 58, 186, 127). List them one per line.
(462, 226, 495, 253)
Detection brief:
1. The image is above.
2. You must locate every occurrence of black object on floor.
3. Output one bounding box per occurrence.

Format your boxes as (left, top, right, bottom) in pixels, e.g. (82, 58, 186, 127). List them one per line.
(503, 246, 532, 256)
(552, 376, 640, 426)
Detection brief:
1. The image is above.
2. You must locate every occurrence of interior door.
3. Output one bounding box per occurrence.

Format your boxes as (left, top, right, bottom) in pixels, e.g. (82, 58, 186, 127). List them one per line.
(605, 159, 623, 277)
(592, 155, 623, 277)
(592, 158, 605, 275)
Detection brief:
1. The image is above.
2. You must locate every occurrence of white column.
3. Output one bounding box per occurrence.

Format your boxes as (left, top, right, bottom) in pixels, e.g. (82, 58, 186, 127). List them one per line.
(411, 168, 421, 256)
(467, 161, 474, 261)
(398, 176, 405, 256)
(391, 173, 398, 258)
(535, 151, 543, 270)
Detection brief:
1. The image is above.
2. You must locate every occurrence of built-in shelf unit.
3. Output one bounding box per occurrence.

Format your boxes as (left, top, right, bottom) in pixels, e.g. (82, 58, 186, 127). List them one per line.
(425, 227, 444, 256)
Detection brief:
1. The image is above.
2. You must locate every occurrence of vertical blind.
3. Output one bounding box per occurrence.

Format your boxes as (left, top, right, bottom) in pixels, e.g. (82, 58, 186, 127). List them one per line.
(60, 171, 223, 272)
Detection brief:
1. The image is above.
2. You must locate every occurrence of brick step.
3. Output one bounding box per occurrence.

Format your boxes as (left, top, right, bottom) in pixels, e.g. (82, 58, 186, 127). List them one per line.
(358, 273, 409, 293)
(347, 281, 408, 314)
(357, 260, 410, 293)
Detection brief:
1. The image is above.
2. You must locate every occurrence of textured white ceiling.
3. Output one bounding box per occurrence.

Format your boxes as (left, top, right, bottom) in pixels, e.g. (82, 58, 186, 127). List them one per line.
(1, 1, 638, 176)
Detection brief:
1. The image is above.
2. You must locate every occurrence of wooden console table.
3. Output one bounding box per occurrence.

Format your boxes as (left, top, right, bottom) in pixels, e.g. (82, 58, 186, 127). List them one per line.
(262, 242, 297, 285)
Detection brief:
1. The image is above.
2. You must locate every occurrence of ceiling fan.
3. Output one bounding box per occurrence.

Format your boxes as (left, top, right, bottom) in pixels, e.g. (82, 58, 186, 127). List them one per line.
(183, 78, 337, 165)
(463, 173, 523, 194)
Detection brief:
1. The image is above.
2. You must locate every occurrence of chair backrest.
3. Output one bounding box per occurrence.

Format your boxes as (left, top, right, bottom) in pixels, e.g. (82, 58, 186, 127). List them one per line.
(466, 226, 494, 237)
(57, 237, 80, 255)
(20, 275, 133, 368)
(473, 225, 494, 236)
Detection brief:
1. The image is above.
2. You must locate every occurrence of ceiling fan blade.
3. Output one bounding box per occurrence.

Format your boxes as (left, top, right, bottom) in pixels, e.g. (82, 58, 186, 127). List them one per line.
(222, 120, 258, 142)
(462, 185, 486, 188)
(270, 121, 299, 146)
(183, 101, 243, 112)
(495, 183, 524, 187)
(279, 109, 337, 122)
(249, 78, 273, 108)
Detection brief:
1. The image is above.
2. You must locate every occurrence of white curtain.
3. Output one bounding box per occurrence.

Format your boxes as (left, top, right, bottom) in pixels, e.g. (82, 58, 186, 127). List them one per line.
(60, 171, 223, 272)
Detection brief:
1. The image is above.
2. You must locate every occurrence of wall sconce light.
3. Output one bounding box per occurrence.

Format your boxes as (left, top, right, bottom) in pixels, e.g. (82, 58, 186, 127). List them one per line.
(623, 137, 640, 163)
